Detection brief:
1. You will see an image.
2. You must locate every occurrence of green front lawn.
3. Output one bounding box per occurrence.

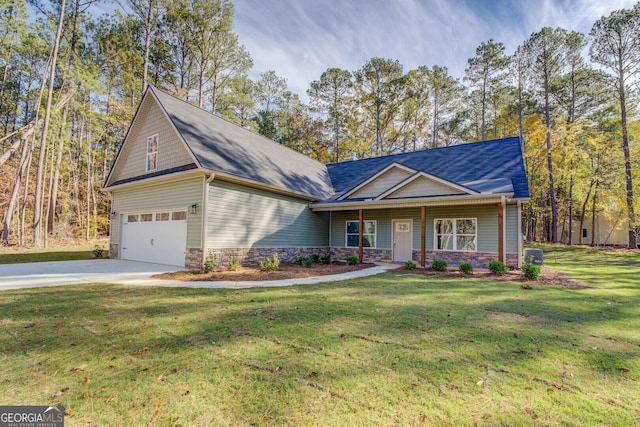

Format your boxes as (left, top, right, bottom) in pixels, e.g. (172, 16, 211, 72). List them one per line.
(0, 241, 108, 264)
(0, 245, 638, 425)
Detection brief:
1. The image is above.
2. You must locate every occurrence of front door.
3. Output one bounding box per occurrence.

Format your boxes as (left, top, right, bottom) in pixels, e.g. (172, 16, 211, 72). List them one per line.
(392, 219, 413, 262)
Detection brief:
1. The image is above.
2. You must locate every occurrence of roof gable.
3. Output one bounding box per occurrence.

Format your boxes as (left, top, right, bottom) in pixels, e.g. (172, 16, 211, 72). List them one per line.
(104, 90, 197, 188)
(340, 163, 415, 200)
(326, 137, 529, 202)
(378, 172, 477, 200)
(149, 87, 333, 200)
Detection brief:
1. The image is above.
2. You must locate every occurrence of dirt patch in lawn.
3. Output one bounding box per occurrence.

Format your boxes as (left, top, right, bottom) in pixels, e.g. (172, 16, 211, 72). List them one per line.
(154, 262, 378, 282)
(394, 266, 588, 288)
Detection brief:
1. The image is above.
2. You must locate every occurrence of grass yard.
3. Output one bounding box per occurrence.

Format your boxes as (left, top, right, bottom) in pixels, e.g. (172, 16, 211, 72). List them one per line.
(0, 245, 638, 426)
(0, 240, 108, 264)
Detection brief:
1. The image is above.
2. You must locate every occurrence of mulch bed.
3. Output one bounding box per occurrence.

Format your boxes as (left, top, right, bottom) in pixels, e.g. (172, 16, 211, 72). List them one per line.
(154, 261, 377, 282)
(394, 266, 588, 288)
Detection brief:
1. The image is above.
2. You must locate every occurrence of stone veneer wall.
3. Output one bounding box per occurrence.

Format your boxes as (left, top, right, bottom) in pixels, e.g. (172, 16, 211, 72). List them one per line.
(329, 247, 392, 264)
(186, 248, 203, 269)
(412, 250, 519, 269)
(118, 244, 520, 270)
(204, 247, 331, 268)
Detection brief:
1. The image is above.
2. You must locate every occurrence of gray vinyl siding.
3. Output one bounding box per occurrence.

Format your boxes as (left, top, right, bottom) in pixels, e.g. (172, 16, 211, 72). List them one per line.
(107, 97, 194, 186)
(110, 177, 204, 248)
(387, 177, 465, 198)
(350, 168, 412, 199)
(329, 204, 518, 253)
(207, 180, 328, 248)
(506, 204, 518, 254)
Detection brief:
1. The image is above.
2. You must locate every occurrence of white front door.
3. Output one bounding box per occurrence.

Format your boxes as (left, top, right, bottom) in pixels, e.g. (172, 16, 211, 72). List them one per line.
(392, 219, 413, 262)
(121, 211, 188, 266)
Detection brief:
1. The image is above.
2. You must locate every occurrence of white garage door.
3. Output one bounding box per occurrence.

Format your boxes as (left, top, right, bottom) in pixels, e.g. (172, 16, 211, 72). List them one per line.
(121, 211, 188, 266)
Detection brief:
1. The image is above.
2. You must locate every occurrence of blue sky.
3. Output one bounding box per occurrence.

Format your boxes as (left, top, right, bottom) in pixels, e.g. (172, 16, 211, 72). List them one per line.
(230, 0, 637, 101)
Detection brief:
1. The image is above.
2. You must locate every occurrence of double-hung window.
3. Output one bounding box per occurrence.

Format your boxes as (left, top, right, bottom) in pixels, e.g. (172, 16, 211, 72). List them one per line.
(146, 134, 158, 172)
(434, 218, 477, 251)
(346, 220, 376, 248)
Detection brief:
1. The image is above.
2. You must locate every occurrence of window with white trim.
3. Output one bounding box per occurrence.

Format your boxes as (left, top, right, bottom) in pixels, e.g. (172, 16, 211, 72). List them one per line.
(346, 220, 376, 248)
(146, 134, 158, 172)
(434, 218, 477, 251)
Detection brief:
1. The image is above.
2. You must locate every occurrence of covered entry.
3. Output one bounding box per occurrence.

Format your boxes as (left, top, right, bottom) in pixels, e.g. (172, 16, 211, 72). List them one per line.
(121, 211, 187, 266)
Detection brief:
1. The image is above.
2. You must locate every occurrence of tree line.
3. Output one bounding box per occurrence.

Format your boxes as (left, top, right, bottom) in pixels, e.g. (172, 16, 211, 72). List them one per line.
(1, 0, 638, 248)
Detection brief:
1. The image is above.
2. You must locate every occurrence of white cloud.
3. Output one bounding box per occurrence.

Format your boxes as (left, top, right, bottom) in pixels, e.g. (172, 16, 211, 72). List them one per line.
(232, 0, 638, 102)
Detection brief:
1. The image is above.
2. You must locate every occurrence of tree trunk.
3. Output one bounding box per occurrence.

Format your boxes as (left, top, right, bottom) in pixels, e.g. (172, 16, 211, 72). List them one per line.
(141, 0, 154, 95)
(590, 188, 598, 247)
(33, 0, 66, 247)
(618, 70, 636, 248)
(20, 144, 33, 246)
(578, 182, 594, 246)
(544, 76, 558, 243)
(1, 132, 31, 244)
(47, 106, 68, 236)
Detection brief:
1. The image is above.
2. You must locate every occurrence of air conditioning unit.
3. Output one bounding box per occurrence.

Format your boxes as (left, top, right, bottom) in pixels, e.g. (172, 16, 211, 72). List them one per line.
(523, 248, 543, 265)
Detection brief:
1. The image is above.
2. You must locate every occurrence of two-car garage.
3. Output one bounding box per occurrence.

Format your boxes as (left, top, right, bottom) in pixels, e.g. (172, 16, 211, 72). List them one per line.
(121, 211, 188, 266)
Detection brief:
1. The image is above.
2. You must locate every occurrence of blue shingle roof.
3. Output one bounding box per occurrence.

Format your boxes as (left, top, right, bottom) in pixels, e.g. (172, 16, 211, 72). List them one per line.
(325, 137, 529, 201)
(111, 88, 528, 203)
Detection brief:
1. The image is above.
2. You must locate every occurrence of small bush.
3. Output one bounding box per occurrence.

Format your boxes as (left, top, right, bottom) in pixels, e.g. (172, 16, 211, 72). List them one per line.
(522, 263, 541, 280)
(93, 245, 104, 259)
(303, 257, 315, 268)
(309, 253, 321, 263)
(488, 260, 507, 276)
(404, 260, 417, 270)
(259, 253, 280, 272)
(320, 253, 331, 265)
(431, 259, 448, 272)
(203, 253, 218, 273)
(459, 262, 473, 274)
(294, 256, 307, 266)
(346, 255, 359, 265)
(227, 257, 241, 271)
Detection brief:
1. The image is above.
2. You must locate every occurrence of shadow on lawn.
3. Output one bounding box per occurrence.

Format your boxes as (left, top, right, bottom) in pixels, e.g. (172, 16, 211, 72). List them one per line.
(1, 275, 638, 424)
(1, 276, 637, 359)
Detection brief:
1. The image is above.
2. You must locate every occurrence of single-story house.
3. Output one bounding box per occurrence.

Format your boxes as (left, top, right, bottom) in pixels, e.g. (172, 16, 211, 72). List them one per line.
(104, 86, 530, 269)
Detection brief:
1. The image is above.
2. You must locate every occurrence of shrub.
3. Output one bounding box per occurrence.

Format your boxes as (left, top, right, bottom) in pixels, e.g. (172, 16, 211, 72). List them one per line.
(404, 260, 417, 270)
(93, 245, 104, 258)
(320, 253, 331, 265)
(459, 262, 473, 274)
(203, 253, 219, 273)
(294, 256, 307, 266)
(303, 257, 315, 268)
(488, 260, 507, 276)
(522, 263, 541, 280)
(227, 257, 241, 271)
(431, 259, 448, 272)
(309, 253, 321, 263)
(259, 253, 280, 272)
(346, 255, 359, 265)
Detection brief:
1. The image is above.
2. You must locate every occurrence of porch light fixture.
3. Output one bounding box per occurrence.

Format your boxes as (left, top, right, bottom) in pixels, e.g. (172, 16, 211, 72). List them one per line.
(111, 211, 117, 217)
(190, 204, 198, 214)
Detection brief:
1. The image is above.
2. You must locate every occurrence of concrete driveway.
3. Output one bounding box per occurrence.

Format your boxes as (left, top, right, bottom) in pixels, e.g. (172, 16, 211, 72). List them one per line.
(0, 259, 393, 291)
(0, 259, 181, 291)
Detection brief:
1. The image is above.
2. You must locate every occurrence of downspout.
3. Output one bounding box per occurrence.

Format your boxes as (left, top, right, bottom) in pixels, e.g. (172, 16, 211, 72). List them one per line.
(201, 173, 215, 266)
(517, 200, 523, 268)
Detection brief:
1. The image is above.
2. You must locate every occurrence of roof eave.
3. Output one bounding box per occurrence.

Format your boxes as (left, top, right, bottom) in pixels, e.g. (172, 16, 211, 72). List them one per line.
(310, 192, 515, 211)
(103, 169, 205, 193)
(208, 170, 331, 201)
